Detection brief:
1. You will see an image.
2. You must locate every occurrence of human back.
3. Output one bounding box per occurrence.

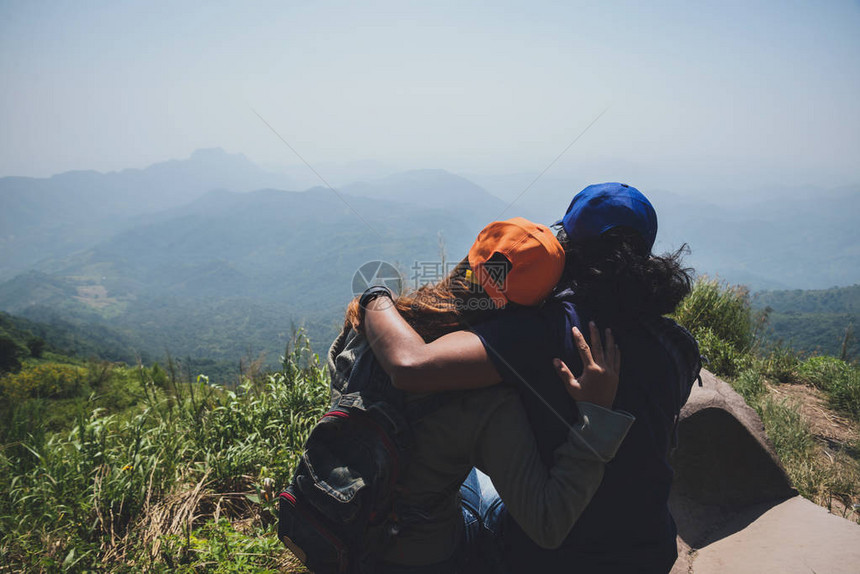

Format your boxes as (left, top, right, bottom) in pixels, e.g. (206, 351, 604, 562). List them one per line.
(494, 184, 697, 572)
(351, 183, 698, 573)
(367, 219, 626, 570)
(500, 304, 682, 572)
(296, 217, 633, 573)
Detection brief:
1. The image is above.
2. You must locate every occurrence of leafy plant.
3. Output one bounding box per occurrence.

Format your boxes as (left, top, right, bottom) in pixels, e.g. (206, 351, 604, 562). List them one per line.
(674, 277, 755, 351)
(0, 362, 87, 401)
(0, 332, 328, 571)
(760, 342, 801, 384)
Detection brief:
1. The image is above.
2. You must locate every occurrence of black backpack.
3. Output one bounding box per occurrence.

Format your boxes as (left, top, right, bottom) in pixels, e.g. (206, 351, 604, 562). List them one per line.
(278, 328, 449, 574)
(639, 315, 703, 448)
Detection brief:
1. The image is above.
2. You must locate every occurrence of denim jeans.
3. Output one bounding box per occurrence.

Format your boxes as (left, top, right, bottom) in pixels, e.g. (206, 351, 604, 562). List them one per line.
(458, 468, 510, 574)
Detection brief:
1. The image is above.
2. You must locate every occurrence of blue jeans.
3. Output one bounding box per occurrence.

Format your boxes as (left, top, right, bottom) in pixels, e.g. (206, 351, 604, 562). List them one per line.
(459, 468, 509, 574)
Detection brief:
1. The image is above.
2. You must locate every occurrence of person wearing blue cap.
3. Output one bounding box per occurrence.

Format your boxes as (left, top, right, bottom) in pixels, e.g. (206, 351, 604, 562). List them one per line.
(362, 183, 698, 573)
(556, 182, 658, 249)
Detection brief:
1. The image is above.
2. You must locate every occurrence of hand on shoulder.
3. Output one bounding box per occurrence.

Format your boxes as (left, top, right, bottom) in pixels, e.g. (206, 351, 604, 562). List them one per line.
(552, 321, 621, 409)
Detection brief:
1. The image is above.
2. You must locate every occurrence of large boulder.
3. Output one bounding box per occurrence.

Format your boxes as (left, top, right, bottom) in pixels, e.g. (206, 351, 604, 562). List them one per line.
(669, 369, 860, 573)
(669, 369, 797, 547)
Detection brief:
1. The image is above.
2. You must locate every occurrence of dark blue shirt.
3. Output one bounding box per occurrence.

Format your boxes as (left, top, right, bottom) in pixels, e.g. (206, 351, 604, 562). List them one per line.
(470, 291, 678, 573)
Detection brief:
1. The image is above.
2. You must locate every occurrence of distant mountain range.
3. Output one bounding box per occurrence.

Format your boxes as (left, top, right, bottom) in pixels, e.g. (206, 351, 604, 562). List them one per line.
(469, 178, 860, 291)
(0, 150, 494, 359)
(0, 148, 857, 364)
(0, 148, 290, 280)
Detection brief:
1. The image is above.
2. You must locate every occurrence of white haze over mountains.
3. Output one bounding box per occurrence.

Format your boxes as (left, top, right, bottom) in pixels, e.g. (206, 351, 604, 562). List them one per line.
(0, 147, 856, 290)
(0, 148, 857, 362)
(2, 2, 859, 190)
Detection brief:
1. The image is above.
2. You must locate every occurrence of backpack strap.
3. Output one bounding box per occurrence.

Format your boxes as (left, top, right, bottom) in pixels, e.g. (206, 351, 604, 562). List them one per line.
(639, 315, 703, 450)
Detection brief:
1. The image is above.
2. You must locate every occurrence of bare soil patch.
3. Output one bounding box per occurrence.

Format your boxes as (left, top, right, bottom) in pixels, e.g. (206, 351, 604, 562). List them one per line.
(768, 382, 860, 522)
(769, 383, 858, 445)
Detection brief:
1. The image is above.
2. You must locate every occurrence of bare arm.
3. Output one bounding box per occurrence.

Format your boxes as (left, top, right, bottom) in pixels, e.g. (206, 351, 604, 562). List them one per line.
(362, 297, 502, 392)
(365, 295, 620, 408)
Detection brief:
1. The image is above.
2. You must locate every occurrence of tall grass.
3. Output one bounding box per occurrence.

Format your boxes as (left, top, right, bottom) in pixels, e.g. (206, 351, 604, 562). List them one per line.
(0, 333, 327, 572)
(798, 356, 860, 417)
(4, 279, 859, 570)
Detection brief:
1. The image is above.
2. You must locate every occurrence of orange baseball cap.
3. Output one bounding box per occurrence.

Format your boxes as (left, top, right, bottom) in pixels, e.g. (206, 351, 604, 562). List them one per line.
(467, 217, 565, 307)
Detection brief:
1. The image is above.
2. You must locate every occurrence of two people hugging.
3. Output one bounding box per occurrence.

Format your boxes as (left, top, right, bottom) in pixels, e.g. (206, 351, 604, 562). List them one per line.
(287, 183, 697, 574)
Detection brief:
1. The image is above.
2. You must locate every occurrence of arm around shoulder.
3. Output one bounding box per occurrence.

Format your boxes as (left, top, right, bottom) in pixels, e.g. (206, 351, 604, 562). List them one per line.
(474, 392, 633, 549)
(362, 298, 502, 392)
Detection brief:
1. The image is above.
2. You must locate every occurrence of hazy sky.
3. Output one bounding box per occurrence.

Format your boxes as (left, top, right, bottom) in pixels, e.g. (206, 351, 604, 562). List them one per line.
(2, 0, 859, 193)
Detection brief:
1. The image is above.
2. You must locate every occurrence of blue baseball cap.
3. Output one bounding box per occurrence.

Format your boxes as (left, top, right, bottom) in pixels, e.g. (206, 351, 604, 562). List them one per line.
(554, 182, 658, 252)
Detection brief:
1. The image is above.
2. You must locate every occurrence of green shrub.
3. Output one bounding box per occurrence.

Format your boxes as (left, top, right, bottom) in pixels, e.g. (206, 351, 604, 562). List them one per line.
(150, 362, 168, 389)
(0, 362, 87, 401)
(761, 343, 801, 384)
(0, 333, 25, 373)
(828, 370, 860, 419)
(674, 277, 754, 352)
(673, 277, 759, 378)
(158, 518, 287, 573)
(694, 327, 752, 378)
(798, 356, 852, 390)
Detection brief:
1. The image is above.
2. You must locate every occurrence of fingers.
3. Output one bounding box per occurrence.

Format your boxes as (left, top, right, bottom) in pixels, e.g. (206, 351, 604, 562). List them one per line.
(602, 327, 621, 373)
(588, 321, 605, 365)
(572, 326, 594, 367)
(553, 357, 572, 380)
(554, 358, 582, 392)
(562, 322, 622, 407)
(574, 321, 621, 373)
(604, 327, 614, 368)
(604, 328, 616, 372)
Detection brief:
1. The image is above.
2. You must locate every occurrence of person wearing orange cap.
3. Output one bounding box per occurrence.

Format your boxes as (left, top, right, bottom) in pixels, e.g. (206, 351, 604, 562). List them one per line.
(362, 184, 697, 573)
(331, 217, 634, 573)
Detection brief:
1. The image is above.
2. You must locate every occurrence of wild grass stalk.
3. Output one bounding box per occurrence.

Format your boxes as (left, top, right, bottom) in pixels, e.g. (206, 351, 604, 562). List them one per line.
(0, 332, 328, 571)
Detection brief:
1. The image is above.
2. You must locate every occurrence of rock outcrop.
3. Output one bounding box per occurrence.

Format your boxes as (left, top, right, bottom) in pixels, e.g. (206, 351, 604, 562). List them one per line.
(668, 369, 860, 573)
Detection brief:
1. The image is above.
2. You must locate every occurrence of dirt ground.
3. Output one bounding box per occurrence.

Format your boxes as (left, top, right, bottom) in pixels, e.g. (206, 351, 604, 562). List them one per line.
(770, 383, 858, 444)
(767, 381, 860, 521)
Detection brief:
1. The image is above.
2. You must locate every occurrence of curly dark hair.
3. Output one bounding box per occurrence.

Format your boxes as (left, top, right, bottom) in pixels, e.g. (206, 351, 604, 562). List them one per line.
(556, 227, 693, 319)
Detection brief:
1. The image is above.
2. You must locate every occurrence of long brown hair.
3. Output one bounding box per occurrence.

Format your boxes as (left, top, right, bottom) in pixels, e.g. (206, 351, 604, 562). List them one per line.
(344, 258, 498, 341)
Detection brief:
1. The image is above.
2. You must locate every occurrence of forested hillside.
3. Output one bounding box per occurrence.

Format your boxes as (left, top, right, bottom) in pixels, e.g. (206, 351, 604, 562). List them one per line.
(2, 150, 859, 372)
(754, 285, 859, 360)
(1, 310, 137, 366)
(0, 182, 484, 364)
